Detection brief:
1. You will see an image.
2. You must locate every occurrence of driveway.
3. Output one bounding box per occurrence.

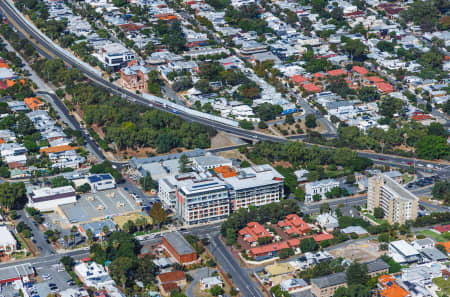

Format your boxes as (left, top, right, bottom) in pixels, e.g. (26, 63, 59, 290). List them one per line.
(186, 267, 212, 297)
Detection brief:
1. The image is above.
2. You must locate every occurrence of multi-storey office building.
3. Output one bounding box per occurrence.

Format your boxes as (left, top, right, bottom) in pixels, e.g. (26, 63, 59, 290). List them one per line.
(175, 174, 230, 225)
(224, 165, 284, 210)
(161, 164, 284, 225)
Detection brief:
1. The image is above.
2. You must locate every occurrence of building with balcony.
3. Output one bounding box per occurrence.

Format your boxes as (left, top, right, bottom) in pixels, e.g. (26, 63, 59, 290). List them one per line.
(368, 174, 418, 224)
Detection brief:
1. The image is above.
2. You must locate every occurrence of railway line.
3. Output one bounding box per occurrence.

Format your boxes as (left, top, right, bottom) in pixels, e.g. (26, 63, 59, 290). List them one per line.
(0, 0, 286, 142)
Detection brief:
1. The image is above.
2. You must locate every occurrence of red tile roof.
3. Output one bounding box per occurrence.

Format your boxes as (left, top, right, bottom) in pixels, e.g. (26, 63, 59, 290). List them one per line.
(367, 76, 384, 83)
(239, 222, 272, 243)
(303, 83, 322, 93)
(352, 66, 368, 75)
(376, 82, 394, 93)
(378, 275, 410, 297)
(291, 75, 309, 84)
(313, 72, 326, 79)
(157, 271, 186, 284)
(278, 214, 311, 235)
(313, 233, 334, 242)
(411, 114, 432, 121)
(24, 97, 43, 111)
(161, 282, 179, 292)
(249, 242, 290, 257)
(327, 69, 347, 76)
(40, 145, 78, 154)
(434, 225, 450, 233)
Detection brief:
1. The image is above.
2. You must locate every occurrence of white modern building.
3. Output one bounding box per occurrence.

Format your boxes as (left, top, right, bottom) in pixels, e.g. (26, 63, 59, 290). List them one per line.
(96, 43, 136, 70)
(74, 262, 115, 289)
(304, 179, 340, 203)
(192, 155, 233, 172)
(401, 264, 442, 287)
(27, 186, 77, 211)
(224, 165, 284, 210)
(0, 226, 16, 254)
(389, 240, 421, 264)
(175, 174, 231, 225)
(87, 174, 116, 192)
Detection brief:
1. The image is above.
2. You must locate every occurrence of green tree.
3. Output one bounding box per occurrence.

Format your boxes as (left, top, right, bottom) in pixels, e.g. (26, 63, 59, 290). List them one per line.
(305, 114, 317, 128)
(140, 171, 157, 191)
(342, 38, 367, 60)
(278, 247, 294, 259)
(432, 180, 450, 205)
(374, 207, 384, 219)
(416, 135, 449, 160)
(312, 194, 321, 201)
(239, 120, 255, 130)
(149, 202, 168, 228)
(0, 182, 27, 210)
(210, 285, 224, 296)
(400, 1, 439, 32)
(60, 256, 75, 270)
(300, 237, 318, 252)
(428, 122, 447, 137)
(50, 176, 73, 188)
(179, 154, 192, 173)
(346, 262, 369, 286)
(77, 183, 91, 193)
(109, 257, 138, 289)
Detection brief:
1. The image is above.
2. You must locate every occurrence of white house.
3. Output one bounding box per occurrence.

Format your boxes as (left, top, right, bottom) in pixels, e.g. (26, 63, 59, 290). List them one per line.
(200, 276, 223, 290)
(316, 213, 339, 231)
(304, 179, 340, 203)
(411, 238, 435, 250)
(74, 262, 115, 289)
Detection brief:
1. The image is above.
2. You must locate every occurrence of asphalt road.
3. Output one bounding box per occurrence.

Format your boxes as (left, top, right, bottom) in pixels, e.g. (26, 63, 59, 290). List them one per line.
(37, 91, 105, 161)
(300, 196, 368, 214)
(18, 209, 55, 257)
(4, 0, 449, 178)
(0, 0, 288, 143)
(207, 233, 264, 297)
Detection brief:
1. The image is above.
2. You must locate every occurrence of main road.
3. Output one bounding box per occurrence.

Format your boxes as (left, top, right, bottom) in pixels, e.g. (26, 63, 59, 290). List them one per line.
(3, 0, 450, 177)
(0, 0, 286, 143)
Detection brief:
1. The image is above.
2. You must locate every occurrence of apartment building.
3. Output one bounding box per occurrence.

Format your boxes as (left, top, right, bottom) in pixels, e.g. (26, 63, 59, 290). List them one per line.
(368, 174, 419, 224)
(175, 174, 230, 225)
(157, 155, 284, 223)
(97, 43, 136, 71)
(311, 272, 347, 297)
(224, 165, 284, 210)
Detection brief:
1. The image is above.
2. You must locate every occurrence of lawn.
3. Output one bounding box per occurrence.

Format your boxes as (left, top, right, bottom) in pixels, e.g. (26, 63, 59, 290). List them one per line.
(433, 277, 450, 295)
(416, 230, 446, 242)
(365, 214, 388, 225)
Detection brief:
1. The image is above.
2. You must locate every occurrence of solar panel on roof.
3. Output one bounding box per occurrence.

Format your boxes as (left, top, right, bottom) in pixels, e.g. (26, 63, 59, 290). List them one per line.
(192, 182, 219, 189)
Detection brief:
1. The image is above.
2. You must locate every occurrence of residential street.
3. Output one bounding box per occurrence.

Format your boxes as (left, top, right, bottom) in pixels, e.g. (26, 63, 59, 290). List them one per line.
(207, 232, 264, 297)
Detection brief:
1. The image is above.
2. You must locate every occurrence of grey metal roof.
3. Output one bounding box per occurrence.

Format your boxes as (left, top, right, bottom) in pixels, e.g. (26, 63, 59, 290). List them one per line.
(130, 148, 206, 167)
(0, 263, 34, 281)
(420, 248, 448, 261)
(311, 272, 346, 288)
(366, 259, 389, 273)
(164, 231, 195, 255)
(413, 238, 435, 246)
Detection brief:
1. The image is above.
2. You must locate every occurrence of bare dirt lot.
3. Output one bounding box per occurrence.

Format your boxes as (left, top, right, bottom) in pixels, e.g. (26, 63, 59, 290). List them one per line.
(329, 241, 382, 262)
(210, 132, 237, 148)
